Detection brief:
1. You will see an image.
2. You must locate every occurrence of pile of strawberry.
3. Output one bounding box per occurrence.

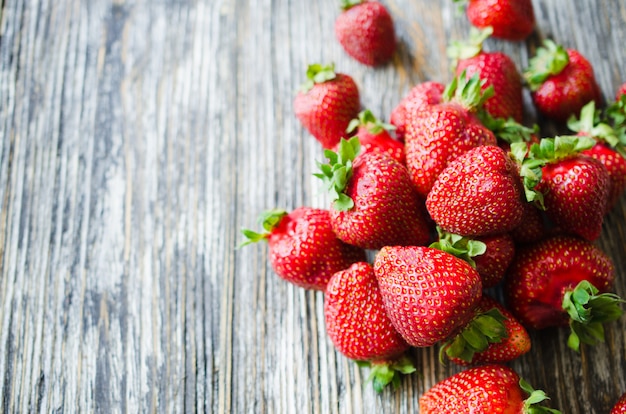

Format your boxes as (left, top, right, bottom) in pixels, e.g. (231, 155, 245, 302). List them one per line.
(242, 0, 626, 412)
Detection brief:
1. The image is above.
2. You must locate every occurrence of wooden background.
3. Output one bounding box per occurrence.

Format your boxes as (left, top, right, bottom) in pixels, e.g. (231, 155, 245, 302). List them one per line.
(1, 0, 626, 412)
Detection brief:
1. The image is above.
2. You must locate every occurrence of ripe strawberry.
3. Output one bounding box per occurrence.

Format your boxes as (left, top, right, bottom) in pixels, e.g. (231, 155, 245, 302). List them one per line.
(449, 27, 524, 122)
(240, 208, 366, 290)
(345, 109, 405, 164)
(324, 262, 416, 392)
(429, 227, 514, 289)
(335, 0, 396, 66)
(316, 137, 431, 250)
(456, 0, 535, 41)
(509, 200, 549, 244)
(611, 391, 626, 414)
(617, 83, 626, 100)
(568, 101, 626, 211)
(426, 145, 524, 237)
(504, 235, 623, 351)
(405, 73, 498, 197)
(390, 81, 445, 142)
(512, 135, 610, 241)
(373, 245, 483, 348)
(524, 40, 602, 122)
(442, 296, 530, 366)
(294, 63, 361, 149)
(419, 364, 561, 413)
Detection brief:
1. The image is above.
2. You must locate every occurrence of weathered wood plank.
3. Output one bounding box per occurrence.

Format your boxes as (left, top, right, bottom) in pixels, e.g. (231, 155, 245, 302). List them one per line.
(1, 0, 625, 413)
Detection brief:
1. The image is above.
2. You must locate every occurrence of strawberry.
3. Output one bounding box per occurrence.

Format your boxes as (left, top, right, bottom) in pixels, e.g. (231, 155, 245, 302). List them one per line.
(442, 295, 530, 366)
(373, 245, 484, 348)
(315, 137, 431, 250)
(617, 83, 626, 101)
(294, 63, 361, 149)
(419, 364, 561, 413)
(405, 73, 498, 198)
(240, 208, 366, 290)
(611, 391, 626, 414)
(455, 0, 535, 41)
(324, 262, 416, 392)
(448, 27, 524, 122)
(390, 81, 445, 142)
(524, 40, 602, 122)
(568, 100, 626, 211)
(504, 235, 623, 351)
(429, 228, 514, 289)
(512, 135, 610, 241)
(509, 200, 549, 244)
(345, 109, 405, 164)
(335, 0, 396, 66)
(426, 144, 524, 237)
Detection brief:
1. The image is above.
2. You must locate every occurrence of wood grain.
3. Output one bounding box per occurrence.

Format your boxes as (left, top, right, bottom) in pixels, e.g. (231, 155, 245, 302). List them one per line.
(1, 0, 625, 412)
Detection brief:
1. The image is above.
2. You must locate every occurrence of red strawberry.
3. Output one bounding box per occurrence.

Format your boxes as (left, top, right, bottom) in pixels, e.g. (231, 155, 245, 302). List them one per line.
(324, 262, 416, 392)
(457, 0, 535, 41)
(505, 235, 623, 351)
(512, 135, 610, 241)
(373, 245, 483, 348)
(419, 364, 561, 413)
(509, 200, 549, 244)
(442, 296, 530, 366)
(568, 100, 626, 211)
(524, 40, 602, 122)
(240, 208, 366, 290)
(294, 63, 361, 149)
(612, 391, 626, 414)
(316, 137, 431, 250)
(335, 0, 396, 66)
(390, 81, 445, 142)
(405, 73, 498, 197)
(426, 145, 524, 237)
(345, 109, 405, 164)
(449, 27, 524, 122)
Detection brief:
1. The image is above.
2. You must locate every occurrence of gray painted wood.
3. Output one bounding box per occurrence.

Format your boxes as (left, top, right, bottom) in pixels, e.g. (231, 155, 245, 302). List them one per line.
(1, 0, 625, 412)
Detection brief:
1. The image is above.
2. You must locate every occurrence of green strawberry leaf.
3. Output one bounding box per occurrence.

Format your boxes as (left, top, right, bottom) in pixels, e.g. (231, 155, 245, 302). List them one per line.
(238, 209, 288, 247)
(299, 63, 337, 93)
(524, 39, 570, 91)
(359, 354, 417, 393)
(340, 0, 364, 10)
(520, 378, 562, 413)
(346, 109, 396, 135)
(447, 26, 493, 67)
(479, 111, 539, 144)
(315, 137, 361, 211)
(429, 227, 486, 268)
(562, 280, 626, 352)
(443, 71, 494, 111)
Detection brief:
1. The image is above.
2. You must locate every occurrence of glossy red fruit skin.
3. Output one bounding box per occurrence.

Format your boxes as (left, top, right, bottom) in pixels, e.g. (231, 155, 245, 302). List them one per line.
(456, 51, 524, 122)
(447, 296, 530, 366)
(390, 81, 445, 142)
(474, 233, 515, 288)
(582, 142, 626, 212)
(532, 49, 602, 122)
(324, 262, 410, 361)
(426, 145, 524, 237)
(331, 151, 431, 250)
(466, 0, 535, 41)
(405, 102, 498, 198)
(354, 126, 406, 164)
(374, 246, 482, 347)
(268, 208, 366, 290)
(335, 1, 396, 66)
(611, 391, 626, 414)
(616, 83, 626, 100)
(537, 154, 610, 241)
(505, 235, 615, 330)
(293, 73, 360, 149)
(419, 364, 525, 413)
(509, 201, 549, 244)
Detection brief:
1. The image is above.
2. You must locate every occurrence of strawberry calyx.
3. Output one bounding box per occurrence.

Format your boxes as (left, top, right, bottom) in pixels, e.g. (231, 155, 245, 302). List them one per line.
(479, 111, 539, 144)
(356, 354, 417, 393)
(524, 39, 569, 91)
(339, 0, 364, 11)
(442, 71, 495, 111)
(299, 63, 337, 93)
(347, 109, 396, 135)
(446, 26, 493, 68)
(567, 101, 626, 157)
(439, 308, 507, 364)
(607, 94, 626, 128)
(510, 135, 596, 208)
(429, 227, 486, 268)
(239, 209, 288, 247)
(314, 136, 361, 211)
(520, 378, 562, 414)
(562, 280, 626, 352)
